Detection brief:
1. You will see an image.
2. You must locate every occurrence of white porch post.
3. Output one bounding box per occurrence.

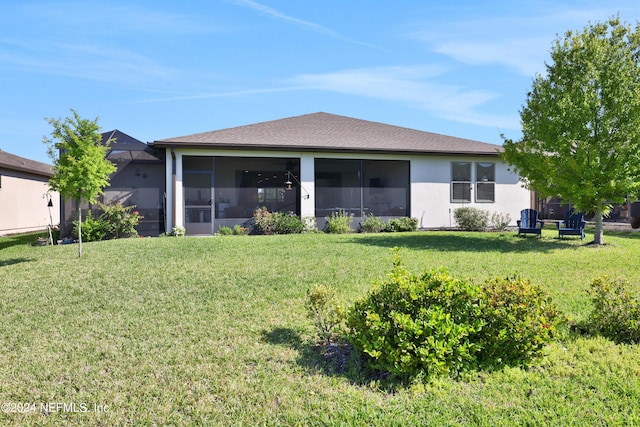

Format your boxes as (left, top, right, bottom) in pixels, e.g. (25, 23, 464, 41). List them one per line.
(175, 152, 184, 228)
(300, 154, 315, 218)
(165, 148, 173, 233)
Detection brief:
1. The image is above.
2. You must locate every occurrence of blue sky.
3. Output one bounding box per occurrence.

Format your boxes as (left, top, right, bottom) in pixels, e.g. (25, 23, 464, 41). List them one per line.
(2, 0, 640, 164)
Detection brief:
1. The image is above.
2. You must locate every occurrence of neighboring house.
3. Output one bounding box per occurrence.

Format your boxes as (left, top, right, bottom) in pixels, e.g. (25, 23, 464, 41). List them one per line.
(59, 130, 166, 237)
(0, 150, 60, 236)
(152, 112, 531, 235)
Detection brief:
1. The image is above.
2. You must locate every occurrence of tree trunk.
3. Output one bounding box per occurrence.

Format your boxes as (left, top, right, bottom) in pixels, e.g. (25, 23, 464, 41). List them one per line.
(78, 205, 83, 258)
(593, 210, 605, 245)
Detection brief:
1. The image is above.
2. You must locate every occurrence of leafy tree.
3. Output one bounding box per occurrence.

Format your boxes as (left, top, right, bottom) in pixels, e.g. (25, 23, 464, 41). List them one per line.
(44, 110, 116, 256)
(502, 17, 640, 244)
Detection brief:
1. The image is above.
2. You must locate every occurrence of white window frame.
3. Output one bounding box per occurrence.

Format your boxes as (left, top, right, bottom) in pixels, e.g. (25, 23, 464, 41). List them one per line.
(451, 162, 472, 203)
(475, 162, 495, 203)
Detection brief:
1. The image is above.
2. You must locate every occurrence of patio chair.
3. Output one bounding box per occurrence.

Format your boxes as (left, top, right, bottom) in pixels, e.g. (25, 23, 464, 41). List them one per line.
(517, 209, 544, 237)
(557, 209, 586, 240)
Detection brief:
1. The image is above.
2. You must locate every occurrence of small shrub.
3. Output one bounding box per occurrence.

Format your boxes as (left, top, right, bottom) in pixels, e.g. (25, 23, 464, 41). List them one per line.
(73, 211, 107, 242)
(587, 275, 640, 343)
(253, 208, 303, 235)
(169, 226, 186, 237)
(302, 216, 319, 233)
(360, 214, 385, 233)
(306, 285, 346, 345)
(325, 211, 353, 234)
(346, 250, 485, 380)
(489, 212, 512, 231)
(454, 207, 489, 231)
(232, 224, 248, 235)
(99, 202, 143, 239)
(478, 276, 566, 367)
(253, 207, 275, 235)
(384, 217, 418, 232)
(274, 212, 304, 234)
(218, 226, 233, 235)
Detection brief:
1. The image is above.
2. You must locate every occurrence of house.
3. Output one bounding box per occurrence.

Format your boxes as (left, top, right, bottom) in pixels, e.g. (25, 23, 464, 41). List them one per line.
(152, 112, 530, 235)
(59, 130, 166, 237)
(0, 150, 60, 236)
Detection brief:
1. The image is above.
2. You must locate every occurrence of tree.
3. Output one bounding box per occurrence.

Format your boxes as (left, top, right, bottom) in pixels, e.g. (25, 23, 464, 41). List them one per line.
(502, 17, 640, 244)
(44, 110, 116, 257)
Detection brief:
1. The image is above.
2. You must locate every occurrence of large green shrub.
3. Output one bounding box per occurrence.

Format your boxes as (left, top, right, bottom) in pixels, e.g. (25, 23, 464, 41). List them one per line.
(345, 251, 566, 380)
(587, 275, 640, 343)
(346, 251, 485, 379)
(453, 207, 489, 231)
(325, 211, 353, 234)
(478, 276, 566, 367)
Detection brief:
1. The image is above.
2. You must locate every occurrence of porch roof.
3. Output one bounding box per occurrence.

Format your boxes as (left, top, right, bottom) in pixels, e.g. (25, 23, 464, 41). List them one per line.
(152, 112, 502, 156)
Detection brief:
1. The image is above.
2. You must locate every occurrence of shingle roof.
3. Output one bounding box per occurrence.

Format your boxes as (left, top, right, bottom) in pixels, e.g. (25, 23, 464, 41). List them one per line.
(153, 112, 502, 156)
(0, 150, 54, 177)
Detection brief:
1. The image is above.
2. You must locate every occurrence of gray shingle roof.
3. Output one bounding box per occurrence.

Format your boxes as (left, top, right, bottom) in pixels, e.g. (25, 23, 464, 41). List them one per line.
(153, 112, 502, 156)
(0, 150, 54, 177)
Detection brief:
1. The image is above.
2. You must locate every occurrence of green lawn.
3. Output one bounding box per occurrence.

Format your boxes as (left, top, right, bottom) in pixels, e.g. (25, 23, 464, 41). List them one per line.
(0, 228, 639, 426)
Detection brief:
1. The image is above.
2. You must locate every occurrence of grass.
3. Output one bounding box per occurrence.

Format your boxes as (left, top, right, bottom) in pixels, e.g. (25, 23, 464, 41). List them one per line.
(0, 227, 639, 425)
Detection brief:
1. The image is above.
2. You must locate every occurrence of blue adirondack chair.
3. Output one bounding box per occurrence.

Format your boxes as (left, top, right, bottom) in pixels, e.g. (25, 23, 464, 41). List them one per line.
(557, 209, 586, 239)
(517, 209, 544, 236)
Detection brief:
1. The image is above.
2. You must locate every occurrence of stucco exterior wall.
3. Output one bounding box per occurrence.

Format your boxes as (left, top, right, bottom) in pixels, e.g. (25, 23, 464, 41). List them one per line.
(410, 156, 529, 228)
(0, 169, 60, 236)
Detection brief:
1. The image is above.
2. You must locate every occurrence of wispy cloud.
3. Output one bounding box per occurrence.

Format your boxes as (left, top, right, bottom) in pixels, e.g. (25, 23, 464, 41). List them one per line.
(288, 66, 519, 129)
(0, 2, 219, 87)
(0, 38, 178, 86)
(134, 87, 301, 104)
(227, 0, 380, 48)
(407, 6, 625, 77)
(137, 64, 519, 129)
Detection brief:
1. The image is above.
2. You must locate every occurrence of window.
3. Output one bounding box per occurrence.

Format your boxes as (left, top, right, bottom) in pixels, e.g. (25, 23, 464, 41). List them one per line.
(451, 162, 472, 202)
(476, 162, 495, 202)
(451, 161, 496, 203)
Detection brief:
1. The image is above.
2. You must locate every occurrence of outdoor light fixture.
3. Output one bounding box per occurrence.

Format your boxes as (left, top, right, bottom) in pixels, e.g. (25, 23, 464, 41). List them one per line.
(285, 171, 293, 190)
(285, 171, 310, 199)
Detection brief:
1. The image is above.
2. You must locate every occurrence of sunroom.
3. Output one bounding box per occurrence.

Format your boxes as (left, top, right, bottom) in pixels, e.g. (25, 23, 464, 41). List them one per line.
(178, 154, 410, 234)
